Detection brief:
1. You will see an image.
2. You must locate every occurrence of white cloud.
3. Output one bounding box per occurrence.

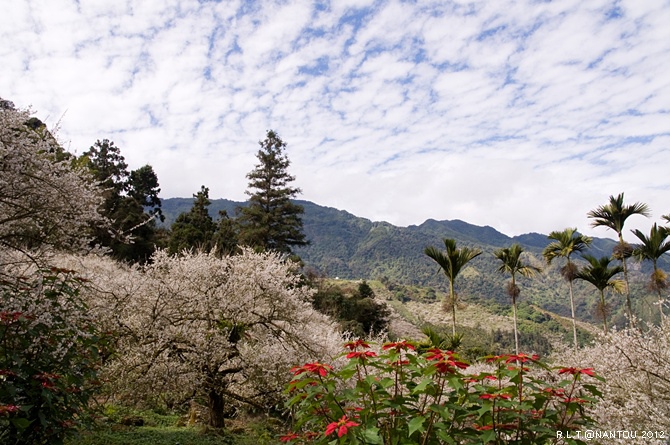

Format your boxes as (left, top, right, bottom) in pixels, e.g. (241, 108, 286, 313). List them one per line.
(2, 0, 670, 241)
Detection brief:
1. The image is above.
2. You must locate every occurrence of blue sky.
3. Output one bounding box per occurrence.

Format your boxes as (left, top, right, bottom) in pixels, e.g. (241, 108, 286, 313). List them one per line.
(2, 0, 669, 239)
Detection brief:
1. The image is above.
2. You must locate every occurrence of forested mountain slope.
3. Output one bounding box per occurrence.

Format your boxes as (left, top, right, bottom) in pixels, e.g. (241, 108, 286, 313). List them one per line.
(161, 198, 663, 326)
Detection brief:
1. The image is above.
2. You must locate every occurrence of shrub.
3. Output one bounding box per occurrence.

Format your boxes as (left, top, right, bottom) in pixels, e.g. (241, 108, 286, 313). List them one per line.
(0, 269, 104, 444)
(282, 340, 602, 444)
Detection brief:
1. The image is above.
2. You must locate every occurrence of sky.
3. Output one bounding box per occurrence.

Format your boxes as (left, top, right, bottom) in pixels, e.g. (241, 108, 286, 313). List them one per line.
(2, 0, 669, 240)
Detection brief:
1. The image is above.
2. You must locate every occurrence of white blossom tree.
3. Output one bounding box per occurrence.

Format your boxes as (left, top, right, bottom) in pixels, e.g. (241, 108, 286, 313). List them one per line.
(556, 324, 670, 445)
(63, 250, 342, 427)
(0, 103, 105, 264)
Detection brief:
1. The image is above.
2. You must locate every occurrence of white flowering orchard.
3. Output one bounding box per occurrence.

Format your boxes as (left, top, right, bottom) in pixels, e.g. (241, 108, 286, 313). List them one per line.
(0, 105, 105, 261)
(66, 250, 342, 427)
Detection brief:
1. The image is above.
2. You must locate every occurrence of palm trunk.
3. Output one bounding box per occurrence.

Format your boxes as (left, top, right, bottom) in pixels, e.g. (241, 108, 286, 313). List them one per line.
(450, 281, 456, 337)
(618, 234, 634, 327)
(568, 278, 578, 349)
(653, 263, 665, 324)
(512, 276, 519, 355)
(600, 290, 608, 334)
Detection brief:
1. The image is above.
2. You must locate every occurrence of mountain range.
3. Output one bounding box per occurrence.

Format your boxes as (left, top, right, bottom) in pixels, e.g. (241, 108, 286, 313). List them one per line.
(160, 197, 662, 325)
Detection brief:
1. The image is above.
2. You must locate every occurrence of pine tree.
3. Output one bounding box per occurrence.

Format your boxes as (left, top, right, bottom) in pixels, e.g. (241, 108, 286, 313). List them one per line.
(237, 130, 307, 255)
(80, 139, 163, 262)
(168, 186, 217, 255)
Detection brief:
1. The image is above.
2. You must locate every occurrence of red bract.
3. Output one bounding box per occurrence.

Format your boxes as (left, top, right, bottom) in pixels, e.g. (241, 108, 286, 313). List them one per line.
(291, 362, 333, 377)
(425, 348, 453, 361)
(325, 415, 360, 437)
(382, 340, 416, 351)
(466, 374, 497, 382)
(0, 404, 20, 415)
(433, 360, 468, 374)
(558, 367, 596, 376)
(505, 353, 539, 364)
(279, 432, 300, 442)
(543, 388, 566, 397)
(344, 339, 370, 350)
(346, 351, 377, 360)
(0, 311, 23, 323)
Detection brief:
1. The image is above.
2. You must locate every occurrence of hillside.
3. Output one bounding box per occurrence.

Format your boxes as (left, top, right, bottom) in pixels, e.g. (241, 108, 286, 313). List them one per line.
(160, 197, 664, 327)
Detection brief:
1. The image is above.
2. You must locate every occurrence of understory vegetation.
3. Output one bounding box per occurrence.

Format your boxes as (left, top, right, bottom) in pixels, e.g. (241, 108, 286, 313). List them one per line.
(3, 102, 670, 444)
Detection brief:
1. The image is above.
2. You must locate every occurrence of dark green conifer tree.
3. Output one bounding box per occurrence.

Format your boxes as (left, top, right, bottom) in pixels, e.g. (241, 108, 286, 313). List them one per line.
(237, 130, 307, 255)
(168, 186, 217, 255)
(80, 139, 163, 263)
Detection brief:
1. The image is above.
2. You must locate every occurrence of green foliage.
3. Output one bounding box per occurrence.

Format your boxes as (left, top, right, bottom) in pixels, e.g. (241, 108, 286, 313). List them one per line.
(236, 130, 307, 255)
(312, 282, 390, 337)
(80, 139, 163, 263)
(574, 255, 625, 334)
(283, 342, 602, 444)
(587, 192, 651, 324)
(425, 238, 482, 336)
(0, 270, 105, 444)
(159, 198, 661, 328)
(168, 186, 217, 255)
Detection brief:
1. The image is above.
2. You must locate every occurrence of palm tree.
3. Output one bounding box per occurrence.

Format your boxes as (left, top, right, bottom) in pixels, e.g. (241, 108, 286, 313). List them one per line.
(631, 223, 670, 323)
(574, 255, 625, 334)
(493, 244, 541, 355)
(587, 193, 650, 325)
(542, 228, 592, 348)
(425, 238, 482, 336)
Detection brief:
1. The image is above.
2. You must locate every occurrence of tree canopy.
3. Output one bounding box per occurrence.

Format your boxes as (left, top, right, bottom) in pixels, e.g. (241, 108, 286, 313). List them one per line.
(236, 130, 307, 255)
(79, 139, 163, 263)
(0, 104, 105, 263)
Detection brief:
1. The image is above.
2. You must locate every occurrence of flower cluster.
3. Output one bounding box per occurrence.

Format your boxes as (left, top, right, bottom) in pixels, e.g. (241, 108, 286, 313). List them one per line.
(555, 323, 670, 444)
(283, 343, 602, 444)
(0, 105, 106, 265)
(56, 249, 343, 426)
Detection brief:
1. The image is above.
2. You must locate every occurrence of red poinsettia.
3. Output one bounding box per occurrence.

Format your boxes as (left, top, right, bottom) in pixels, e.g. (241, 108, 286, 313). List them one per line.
(344, 339, 371, 350)
(382, 340, 416, 351)
(290, 362, 333, 377)
(558, 367, 596, 376)
(325, 415, 360, 437)
(346, 350, 377, 360)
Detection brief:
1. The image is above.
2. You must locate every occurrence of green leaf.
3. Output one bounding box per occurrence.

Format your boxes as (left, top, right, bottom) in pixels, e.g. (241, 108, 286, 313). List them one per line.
(408, 415, 426, 436)
(477, 403, 491, 419)
(379, 377, 395, 389)
(362, 426, 383, 444)
(412, 378, 432, 394)
(438, 431, 457, 444)
(582, 384, 603, 397)
(11, 417, 33, 430)
(480, 429, 496, 443)
(339, 366, 357, 380)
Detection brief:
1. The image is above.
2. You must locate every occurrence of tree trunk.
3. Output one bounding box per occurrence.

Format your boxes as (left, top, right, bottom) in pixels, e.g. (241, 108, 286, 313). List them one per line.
(568, 279, 578, 349)
(208, 389, 226, 428)
(653, 263, 665, 325)
(618, 234, 634, 327)
(600, 290, 608, 335)
(450, 282, 456, 337)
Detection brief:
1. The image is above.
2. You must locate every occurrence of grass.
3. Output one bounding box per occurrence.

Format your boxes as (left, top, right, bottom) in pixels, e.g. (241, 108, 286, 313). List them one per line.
(65, 405, 280, 445)
(71, 426, 235, 445)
